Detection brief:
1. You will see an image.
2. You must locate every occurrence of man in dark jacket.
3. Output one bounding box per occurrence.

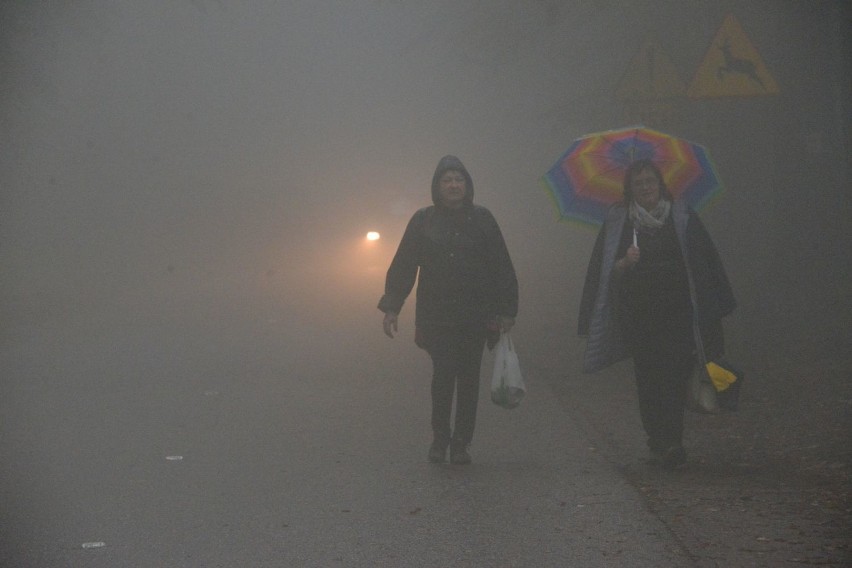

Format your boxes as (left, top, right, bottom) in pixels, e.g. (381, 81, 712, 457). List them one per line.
(379, 155, 518, 465)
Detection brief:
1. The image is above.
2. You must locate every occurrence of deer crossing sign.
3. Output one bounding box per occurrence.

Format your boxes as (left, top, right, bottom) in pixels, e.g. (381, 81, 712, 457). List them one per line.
(687, 14, 779, 99)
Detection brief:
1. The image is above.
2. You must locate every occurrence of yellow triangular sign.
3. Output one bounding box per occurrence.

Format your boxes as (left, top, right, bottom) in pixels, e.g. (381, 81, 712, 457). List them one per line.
(688, 14, 779, 99)
(617, 39, 686, 101)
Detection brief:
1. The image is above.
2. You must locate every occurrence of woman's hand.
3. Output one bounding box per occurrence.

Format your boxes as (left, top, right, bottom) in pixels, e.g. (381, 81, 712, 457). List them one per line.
(382, 312, 398, 338)
(615, 245, 640, 273)
(499, 316, 515, 334)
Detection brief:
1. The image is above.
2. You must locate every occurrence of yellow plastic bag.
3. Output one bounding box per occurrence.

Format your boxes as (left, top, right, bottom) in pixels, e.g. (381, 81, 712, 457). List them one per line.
(706, 361, 737, 392)
(709, 358, 744, 411)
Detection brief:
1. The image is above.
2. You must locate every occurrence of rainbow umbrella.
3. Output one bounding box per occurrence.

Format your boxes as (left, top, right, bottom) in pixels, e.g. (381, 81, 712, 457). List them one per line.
(541, 126, 723, 226)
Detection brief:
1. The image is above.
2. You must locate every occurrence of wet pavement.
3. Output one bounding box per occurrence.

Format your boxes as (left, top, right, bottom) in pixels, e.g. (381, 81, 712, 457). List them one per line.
(1, 301, 848, 566)
(536, 329, 852, 568)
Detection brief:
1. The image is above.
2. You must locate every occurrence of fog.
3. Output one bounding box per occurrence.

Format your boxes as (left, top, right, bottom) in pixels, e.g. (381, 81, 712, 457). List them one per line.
(2, 1, 850, 372)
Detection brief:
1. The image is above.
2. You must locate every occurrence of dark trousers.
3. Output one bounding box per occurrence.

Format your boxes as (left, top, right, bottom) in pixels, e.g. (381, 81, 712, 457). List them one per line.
(423, 324, 487, 446)
(629, 329, 695, 452)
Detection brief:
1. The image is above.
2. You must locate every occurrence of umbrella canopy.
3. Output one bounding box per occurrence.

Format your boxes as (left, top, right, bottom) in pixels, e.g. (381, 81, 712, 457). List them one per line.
(541, 126, 722, 226)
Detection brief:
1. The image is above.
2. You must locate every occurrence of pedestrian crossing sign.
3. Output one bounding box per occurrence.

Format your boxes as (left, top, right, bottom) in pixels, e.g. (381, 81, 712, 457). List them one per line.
(687, 14, 779, 99)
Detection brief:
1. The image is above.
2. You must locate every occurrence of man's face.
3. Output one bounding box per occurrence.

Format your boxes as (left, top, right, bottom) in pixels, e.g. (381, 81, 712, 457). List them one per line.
(438, 170, 466, 209)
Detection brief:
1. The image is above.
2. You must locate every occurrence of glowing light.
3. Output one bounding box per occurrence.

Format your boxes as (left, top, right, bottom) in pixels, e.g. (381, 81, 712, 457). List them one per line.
(366, 231, 380, 241)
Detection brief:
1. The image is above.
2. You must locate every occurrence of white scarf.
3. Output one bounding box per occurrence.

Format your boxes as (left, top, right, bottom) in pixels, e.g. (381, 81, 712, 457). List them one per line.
(629, 199, 671, 230)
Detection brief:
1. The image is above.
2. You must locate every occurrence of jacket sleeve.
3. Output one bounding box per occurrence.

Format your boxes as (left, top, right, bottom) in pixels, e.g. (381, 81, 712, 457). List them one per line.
(578, 224, 606, 336)
(477, 208, 518, 318)
(688, 212, 737, 318)
(492, 219, 519, 319)
(377, 210, 424, 314)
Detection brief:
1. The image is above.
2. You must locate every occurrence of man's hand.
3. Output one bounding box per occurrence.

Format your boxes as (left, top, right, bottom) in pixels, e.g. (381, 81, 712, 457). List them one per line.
(382, 312, 398, 338)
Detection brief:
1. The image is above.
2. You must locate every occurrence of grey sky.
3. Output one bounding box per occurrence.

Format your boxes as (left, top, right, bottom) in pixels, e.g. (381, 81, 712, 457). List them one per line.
(2, 1, 849, 353)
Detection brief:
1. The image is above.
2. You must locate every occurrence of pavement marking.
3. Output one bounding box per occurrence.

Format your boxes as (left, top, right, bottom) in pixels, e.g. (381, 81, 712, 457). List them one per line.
(81, 542, 105, 549)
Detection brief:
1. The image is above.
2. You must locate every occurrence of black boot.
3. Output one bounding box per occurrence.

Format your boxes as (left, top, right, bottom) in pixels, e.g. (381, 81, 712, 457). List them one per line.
(661, 445, 687, 470)
(449, 439, 471, 465)
(428, 439, 449, 463)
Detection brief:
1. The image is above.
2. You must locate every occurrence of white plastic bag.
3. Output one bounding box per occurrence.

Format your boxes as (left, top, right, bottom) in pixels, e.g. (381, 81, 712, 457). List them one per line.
(490, 332, 526, 409)
(688, 365, 719, 414)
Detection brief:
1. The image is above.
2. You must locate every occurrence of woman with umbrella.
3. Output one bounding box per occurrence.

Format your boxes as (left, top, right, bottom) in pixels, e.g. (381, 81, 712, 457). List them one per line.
(578, 158, 736, 469)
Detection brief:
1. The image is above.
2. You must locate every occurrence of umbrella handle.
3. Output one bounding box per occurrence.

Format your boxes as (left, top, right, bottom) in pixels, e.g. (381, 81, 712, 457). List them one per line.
(633, 228, 638, 248)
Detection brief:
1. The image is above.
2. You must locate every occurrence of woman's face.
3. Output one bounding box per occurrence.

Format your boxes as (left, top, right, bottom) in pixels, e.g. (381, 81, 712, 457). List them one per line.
(630, 167, 662, 210)
(437, 169, 466, 209)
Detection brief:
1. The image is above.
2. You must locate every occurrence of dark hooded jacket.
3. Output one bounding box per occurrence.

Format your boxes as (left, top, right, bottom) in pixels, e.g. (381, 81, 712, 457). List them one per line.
(378, 155, 518, 327)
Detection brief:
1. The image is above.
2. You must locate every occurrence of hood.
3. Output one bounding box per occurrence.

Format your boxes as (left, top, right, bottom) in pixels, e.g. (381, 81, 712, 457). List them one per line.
(431, 155, 474, 208)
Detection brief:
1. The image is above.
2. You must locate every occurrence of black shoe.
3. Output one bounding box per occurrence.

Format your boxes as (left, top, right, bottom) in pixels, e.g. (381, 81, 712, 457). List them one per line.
(449, 441, 471, 465)
(661, 446, 687, 470)
(428, 441, 448, 463)
(647, 448, 665, 466)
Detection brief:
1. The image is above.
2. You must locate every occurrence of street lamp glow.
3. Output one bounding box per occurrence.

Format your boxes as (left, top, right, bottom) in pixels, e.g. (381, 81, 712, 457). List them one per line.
(366, 231, 380, 241)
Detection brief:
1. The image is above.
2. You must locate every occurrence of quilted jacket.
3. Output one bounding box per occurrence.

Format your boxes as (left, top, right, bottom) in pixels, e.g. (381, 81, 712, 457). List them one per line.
(578, 201, 736, 373)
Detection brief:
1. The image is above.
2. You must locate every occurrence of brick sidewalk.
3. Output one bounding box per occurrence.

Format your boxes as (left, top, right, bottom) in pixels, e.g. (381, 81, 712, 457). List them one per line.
(537, 349, 851, 567)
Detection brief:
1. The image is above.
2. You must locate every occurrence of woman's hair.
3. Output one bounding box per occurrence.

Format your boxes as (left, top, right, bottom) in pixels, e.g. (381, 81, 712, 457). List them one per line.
(622, 158, 672, 204)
